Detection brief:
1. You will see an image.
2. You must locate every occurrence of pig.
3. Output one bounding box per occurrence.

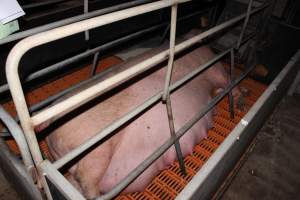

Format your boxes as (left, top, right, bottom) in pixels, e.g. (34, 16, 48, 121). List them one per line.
(44, 32, 241, 199)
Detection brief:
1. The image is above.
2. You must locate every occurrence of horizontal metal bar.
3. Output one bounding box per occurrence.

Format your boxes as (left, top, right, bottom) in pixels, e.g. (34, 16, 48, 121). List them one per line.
(40, 160, 86, 200)
(53, 48, 230, 170)
(0, 23, 164, 94)
(22, 0, 68, 10)
(0, 9, 206, 94)
(30, 3, 267, 127)
(0, 0, 152, 45)
(97, 50, 250, 200)
(176, 49, 300, 200)
(0, 106, 33, 170)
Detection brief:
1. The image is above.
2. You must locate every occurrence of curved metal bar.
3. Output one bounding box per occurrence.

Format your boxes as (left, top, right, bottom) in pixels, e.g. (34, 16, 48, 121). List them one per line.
(0, 106, 34, 172)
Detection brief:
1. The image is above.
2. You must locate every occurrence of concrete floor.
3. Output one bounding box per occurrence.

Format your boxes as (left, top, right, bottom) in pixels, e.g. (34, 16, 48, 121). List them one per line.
(222, 94, 300, 200)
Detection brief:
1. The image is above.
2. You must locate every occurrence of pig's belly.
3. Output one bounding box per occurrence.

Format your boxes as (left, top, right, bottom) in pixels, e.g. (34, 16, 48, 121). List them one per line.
(99, 80, 213, 193)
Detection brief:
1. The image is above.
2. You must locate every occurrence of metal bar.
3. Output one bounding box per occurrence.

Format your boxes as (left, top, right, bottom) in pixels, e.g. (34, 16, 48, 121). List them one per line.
(236, 0, 254, 49)
(0, 106, 34, 171)
(4, 23, 169, 123)
(162, 4, 186, 175)
(165, 96, 187, 175)
(40, 160, 86, 200)
(22, 0, 68, 10)
(0, 0, 153, 45)
(29, 3, 268, 127)
(84, 0, 90, 41)
(5, 2, 267, 197)
(163, 4, 177, 101)
(90, 52, 100, 76)
(5, 2, 192, 197)
(288, 69, 300, 96)
(176, 49, 300, 200)
(229, 48, 235, 119)
(96, 52, 252, 200)
(0, 9, 204, 94)
(53, 48, 230, 170)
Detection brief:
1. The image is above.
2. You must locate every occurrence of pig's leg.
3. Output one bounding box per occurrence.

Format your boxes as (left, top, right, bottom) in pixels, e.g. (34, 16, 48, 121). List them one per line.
(72, 140, 114, 199)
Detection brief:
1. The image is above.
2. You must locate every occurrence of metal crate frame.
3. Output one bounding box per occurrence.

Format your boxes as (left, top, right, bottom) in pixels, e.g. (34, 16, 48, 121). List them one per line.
(4, 0, 270, 199)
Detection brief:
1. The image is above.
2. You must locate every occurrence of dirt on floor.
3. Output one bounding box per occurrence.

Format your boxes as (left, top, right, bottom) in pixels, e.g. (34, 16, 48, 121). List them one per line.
(222, 94, 300, 200)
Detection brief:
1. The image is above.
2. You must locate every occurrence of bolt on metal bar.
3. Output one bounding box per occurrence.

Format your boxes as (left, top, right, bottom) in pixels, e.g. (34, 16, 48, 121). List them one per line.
(236, 0, 254, 49)
(162, 4, 186, 175)
(0, 0, 153, 45)
(229, 48, 235, 119)
(96, 55, 253, 200)
(53, 48, 230, 170)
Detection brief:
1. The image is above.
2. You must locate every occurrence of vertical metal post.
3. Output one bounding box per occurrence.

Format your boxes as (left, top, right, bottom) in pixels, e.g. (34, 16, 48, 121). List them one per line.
(90, 51, 100, 76)
(229, 48, 235, 119)
(84, 0, 100, 77)
(162, 4, 186, 175)
(236, 0, 253, 49)
(84, 0, 89, 41)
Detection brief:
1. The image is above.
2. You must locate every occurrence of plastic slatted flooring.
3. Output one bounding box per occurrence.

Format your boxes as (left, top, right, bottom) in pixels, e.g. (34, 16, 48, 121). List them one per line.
(0, 57, 267, 199)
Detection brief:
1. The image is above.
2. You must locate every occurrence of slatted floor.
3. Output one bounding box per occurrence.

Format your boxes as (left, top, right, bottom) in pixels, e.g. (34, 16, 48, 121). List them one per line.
(0, 57, 267, 199)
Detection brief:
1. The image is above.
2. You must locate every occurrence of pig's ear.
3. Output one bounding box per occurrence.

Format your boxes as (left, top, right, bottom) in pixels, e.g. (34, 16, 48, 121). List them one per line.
(34, 121, 51, 132)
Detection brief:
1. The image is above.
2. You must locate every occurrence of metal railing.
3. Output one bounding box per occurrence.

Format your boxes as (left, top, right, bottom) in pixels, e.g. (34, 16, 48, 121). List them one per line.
(5, 0, 267, 199)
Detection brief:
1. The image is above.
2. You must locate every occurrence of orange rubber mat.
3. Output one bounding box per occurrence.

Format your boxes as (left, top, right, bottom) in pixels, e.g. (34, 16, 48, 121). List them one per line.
(0, 58, 267, 199)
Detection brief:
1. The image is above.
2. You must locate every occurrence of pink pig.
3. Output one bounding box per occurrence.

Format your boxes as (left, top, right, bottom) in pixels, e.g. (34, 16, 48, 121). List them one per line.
(45, 33, 240, 198)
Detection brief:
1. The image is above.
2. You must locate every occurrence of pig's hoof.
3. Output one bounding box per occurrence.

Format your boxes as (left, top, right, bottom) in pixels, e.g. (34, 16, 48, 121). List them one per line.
(236, 87, 250, 111)
(240, 87, 250, 97)
(237, 96, 246, 111)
